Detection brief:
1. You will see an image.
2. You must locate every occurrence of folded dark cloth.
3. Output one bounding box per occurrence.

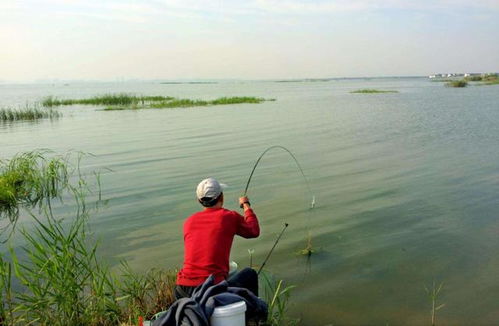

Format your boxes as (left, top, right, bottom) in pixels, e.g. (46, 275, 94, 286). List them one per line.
(152, 275, 268, 326)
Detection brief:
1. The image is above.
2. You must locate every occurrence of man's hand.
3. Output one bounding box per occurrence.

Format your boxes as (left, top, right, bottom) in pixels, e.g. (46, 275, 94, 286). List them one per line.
(239, 196, 251, 210)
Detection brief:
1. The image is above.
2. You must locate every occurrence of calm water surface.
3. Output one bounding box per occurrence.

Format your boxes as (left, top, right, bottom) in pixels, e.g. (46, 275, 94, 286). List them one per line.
(1, 78, 498, 325)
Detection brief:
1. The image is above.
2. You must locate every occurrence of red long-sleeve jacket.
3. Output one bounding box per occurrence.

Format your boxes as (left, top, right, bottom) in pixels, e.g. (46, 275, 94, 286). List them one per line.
(176, 207, 260, 286)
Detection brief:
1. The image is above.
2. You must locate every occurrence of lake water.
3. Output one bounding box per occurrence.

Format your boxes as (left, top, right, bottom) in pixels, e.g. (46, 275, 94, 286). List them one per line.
(1, 78, 499, 325)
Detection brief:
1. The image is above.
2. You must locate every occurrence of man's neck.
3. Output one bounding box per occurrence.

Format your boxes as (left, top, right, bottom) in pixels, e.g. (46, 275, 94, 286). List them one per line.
(205, 203, 223, 210)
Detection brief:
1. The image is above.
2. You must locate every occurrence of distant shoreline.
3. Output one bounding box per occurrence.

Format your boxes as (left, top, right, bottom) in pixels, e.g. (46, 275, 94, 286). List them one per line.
(0, 76, 431, 85)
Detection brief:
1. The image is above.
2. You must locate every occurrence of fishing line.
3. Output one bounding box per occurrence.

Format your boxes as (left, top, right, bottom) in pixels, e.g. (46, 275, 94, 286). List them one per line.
(243, 145, 315, 208)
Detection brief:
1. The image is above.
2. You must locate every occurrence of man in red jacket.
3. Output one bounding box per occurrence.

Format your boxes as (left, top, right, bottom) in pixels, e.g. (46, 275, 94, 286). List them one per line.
(175, 177, 260, 299)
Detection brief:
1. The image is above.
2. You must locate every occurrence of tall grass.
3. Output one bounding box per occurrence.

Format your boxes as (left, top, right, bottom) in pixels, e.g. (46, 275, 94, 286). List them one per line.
(261, 272, 298, 326)
(0, 255, 14, 325)
(118, 263, 176, 321)
(1, 214, 177, 325)
(0, 151, 177, 325)
(10, 213, 122, 325)
(0, 106, 60, 122)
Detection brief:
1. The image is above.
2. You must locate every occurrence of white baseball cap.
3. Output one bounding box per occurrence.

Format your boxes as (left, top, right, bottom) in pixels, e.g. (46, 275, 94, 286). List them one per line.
(196, 178, 227, 200)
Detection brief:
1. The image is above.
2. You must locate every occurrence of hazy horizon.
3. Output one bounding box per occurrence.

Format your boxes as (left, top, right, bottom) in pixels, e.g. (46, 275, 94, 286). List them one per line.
(2, 75, 492, 85)
(1, 0, 498, 82)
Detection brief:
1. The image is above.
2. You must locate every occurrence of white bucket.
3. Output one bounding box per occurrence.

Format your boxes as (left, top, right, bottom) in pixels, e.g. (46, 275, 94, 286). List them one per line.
(210, 301, 246, 326)
(229, 261, 238, 277)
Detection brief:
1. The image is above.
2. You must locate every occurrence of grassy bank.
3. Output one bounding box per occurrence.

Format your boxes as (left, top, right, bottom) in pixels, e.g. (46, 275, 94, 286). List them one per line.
(350, 89, 398, 94)
(0, 106, 60, 122)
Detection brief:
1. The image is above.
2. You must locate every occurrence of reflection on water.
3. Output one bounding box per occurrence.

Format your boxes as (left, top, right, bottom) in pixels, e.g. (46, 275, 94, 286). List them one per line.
(1, 78, 499, 325)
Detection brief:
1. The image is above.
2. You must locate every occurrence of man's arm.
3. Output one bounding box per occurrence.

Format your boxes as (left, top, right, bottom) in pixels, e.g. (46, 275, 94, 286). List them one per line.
(236, 196, 260, 238)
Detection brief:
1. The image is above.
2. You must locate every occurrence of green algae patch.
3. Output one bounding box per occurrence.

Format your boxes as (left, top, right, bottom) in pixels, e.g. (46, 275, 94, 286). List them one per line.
(350, 89, 399, 94)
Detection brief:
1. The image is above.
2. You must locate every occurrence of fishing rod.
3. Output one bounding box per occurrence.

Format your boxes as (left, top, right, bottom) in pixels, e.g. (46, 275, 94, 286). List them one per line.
(243, 146, 315, 273)
(243, 145, 315, 208)
(257, 223, 289, 275)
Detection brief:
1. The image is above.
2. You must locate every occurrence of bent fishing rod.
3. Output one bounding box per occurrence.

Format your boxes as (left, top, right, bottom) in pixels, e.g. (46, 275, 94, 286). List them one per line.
(243, 145, 314, 205)
(243, 145, 315, 273)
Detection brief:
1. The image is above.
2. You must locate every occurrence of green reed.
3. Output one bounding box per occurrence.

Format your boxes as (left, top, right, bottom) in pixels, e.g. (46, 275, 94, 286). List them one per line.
(425, 281, 445, 326)
(0, 106, 60, 122)
(10, 212, 122, 325)
(260, 272, 298, 326)
(0, 255, 14, 325)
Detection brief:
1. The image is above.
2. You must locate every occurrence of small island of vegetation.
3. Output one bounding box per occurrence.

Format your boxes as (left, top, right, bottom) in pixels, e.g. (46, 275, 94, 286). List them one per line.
(41, 94, 273, 111)
(445, 80, 468, 88)
(350, 89, 398, 94)
(42, 94, 175, 107)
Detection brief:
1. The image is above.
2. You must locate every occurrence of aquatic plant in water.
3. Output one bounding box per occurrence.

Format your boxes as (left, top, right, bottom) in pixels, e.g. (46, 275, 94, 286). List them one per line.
(0, 105, 60, 122)
(0, 151, 71, 236)
(425, 281, 445, 326)
(297, 232, 316, 256)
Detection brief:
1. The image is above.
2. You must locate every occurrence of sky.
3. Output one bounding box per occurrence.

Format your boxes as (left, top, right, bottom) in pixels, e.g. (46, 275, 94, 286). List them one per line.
(1, 0, 498, 81)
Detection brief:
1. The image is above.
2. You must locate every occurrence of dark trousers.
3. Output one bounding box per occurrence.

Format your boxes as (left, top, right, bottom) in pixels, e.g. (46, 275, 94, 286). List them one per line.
(175, 267, 258, 300)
